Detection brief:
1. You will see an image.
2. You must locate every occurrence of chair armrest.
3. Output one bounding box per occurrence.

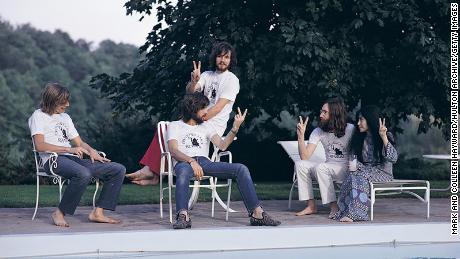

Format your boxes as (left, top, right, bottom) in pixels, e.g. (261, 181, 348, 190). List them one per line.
(97, 151, 106, 158)
(33, 150, 58, 161)
(33, 149, 58, 156)
(217, 151, 232, 163)
(161, 152, 172, 165)
(160, 152, 173, 176)
(218, 151, 232, 157)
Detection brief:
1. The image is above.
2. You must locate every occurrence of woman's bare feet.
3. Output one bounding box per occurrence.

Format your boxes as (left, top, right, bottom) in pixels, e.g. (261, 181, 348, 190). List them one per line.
(130, 173, 160, 186)
(295, 207, 317, 216)
(52, 209, 69, 227)
(126, 166, 154, 181)
(131, 178, 160, 186)
(88, 208, 121, 224)
(339, 216, 354, 223)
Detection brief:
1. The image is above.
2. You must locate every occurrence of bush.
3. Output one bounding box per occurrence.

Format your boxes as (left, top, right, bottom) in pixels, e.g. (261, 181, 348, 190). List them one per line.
(393, 154, 449, 180)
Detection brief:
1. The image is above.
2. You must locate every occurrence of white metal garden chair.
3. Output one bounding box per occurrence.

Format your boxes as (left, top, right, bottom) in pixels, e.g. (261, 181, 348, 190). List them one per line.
(157, 121, 234, 223)
(31, 138, 101, 220)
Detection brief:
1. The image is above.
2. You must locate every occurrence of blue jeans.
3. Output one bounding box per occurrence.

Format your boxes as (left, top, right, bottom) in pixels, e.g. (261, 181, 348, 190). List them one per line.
(174, 156, 261, 215)
(45, 155, 126, 215)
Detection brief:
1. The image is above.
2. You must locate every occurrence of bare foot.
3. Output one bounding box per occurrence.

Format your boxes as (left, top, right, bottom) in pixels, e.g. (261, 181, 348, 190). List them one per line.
(340, 216, 354, 223)
(88, 211, 121, 224)
(131, 174, 160, 186)
(52, 210, 69, 227)
(126, 166, 154, 181)
(295, 207, 317, 216)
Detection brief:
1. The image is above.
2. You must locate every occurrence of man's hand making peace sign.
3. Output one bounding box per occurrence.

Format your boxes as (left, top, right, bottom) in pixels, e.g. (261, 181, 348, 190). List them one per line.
(232, 107, 248, 131)
(191, 61, 201, 83)
(297, 116, 309, 140)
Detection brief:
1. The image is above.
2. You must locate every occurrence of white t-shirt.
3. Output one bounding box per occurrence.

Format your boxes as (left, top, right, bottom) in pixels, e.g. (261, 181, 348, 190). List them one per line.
(28, 109, 79, 162)
(167, 120, 216, 159)
(197, 70, 239, 135)
(309, 123, 354, 164)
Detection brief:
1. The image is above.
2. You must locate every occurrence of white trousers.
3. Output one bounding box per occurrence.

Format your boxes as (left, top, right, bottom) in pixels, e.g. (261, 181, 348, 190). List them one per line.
(294, 160, 347, 204)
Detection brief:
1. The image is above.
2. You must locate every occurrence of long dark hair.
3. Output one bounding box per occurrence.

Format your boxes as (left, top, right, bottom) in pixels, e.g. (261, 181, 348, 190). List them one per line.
(179, 92, 210, 122)
(319, 97, 347, 138)
(351, 105, 395, 162)
(209, 41, 237, 70)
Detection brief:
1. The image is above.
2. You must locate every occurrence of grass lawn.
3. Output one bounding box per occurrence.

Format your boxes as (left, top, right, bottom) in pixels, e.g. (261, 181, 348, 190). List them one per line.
(0, 181, 451, 208)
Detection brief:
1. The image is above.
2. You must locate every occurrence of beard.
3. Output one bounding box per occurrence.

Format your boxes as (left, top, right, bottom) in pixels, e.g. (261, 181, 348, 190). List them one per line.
(318, 118, 332, 132)
(191, 113, 205, 124)
(216, 62, 229, 72)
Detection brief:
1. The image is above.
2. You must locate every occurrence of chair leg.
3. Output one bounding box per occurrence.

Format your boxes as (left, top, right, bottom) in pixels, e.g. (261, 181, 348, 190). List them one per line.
(168, 181, 173, 223)
(92, 179, 99, 208)
(426, 181, 430, 219)
(211, 178, 216, 218)
(188, 181, 200, 210)
(288, 180, 297, 210)
(370, 184, 375, 221)
(58, 178, 63, 202)
(160, 174, 163, 219)
(32, 176, 40, 220)
(226, 179, 232, 221)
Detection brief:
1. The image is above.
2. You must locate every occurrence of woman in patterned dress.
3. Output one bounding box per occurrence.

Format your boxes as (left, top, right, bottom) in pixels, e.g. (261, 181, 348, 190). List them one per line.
(334, 105, 398, 222)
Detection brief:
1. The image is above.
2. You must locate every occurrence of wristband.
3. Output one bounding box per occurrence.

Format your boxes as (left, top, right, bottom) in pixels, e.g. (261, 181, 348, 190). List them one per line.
(230, 128, 238, 135)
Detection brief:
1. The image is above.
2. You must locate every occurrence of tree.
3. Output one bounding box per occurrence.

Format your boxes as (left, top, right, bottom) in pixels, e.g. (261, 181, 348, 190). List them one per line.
(0, 19, 141, 184)
(91, 0, 450, 140)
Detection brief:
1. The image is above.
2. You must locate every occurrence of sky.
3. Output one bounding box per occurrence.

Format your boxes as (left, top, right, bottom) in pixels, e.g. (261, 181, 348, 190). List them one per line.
(0, 0, 157, 46)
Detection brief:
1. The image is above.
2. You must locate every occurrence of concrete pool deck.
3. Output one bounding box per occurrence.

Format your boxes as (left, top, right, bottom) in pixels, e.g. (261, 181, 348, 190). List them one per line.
(0, 198, 458, 258)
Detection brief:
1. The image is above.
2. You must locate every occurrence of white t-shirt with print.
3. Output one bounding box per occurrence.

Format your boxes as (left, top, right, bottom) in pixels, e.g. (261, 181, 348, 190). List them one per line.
(308, 123, 354, 164)
(167, 120, 216, 159)
(197, 70, 239, 135)
(28, 109, 79, 162)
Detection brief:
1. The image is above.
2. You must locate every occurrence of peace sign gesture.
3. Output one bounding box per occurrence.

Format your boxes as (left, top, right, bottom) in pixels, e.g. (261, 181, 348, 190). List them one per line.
(379, 118, 388, 140)
(191, 61, 201, 83)
(232, 107, 248, 130)
(297, 116, 309, 139)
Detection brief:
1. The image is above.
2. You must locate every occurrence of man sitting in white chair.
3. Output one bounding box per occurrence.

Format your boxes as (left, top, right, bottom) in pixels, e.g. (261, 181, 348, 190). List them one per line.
(294, 97, 354, 218)
(28, 83, 126, 227)
(168, 92, 281, 229)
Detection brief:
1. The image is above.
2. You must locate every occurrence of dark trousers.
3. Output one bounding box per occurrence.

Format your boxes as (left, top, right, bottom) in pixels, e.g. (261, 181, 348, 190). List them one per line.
(45, 155, 126, 215)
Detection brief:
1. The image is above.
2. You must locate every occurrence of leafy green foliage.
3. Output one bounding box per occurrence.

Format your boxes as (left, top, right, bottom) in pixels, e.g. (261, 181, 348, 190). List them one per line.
(93, 0, 450, 140)
(394, 154, 449, 180)
(0, 19, 141, 184)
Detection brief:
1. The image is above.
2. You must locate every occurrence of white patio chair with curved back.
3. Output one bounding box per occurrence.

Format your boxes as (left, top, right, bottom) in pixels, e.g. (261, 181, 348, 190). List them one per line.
(157, 121, 234, 223)
(31, 138, 100, 220)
